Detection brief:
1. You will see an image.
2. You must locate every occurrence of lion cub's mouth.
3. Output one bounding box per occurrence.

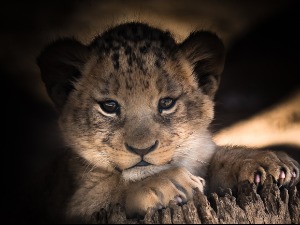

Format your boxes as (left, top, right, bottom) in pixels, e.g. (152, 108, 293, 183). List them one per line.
(134, 160, 151, 167)
(127, 160, 152, 169)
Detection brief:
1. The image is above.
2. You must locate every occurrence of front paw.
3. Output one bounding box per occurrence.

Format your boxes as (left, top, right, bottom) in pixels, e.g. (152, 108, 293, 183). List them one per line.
(125, 167, 205, 218)
(237, 150, 299, 188)
(209, 148, 300, 193)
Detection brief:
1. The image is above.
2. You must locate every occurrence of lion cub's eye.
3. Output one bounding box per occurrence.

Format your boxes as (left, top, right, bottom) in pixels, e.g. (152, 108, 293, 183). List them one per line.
(99, 100, 120, 115)
(158, 97, 176, 113)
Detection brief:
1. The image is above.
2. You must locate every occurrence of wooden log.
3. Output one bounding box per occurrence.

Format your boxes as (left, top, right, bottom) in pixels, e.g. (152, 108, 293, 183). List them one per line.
(93, 175, 300, 224)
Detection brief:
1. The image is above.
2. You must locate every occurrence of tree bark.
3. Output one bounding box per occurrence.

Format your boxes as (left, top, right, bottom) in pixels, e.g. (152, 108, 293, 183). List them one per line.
(92, 175, 300, 224)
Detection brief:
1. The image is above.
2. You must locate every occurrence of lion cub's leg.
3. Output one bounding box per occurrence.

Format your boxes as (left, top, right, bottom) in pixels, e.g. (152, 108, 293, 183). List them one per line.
(208, 146, 300, 193)
(125, 166, 205, 218)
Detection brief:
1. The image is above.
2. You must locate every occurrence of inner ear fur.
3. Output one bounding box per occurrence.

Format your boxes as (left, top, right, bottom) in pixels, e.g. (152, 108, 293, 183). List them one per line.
(37, 38, 90, 110)
(179, 31, 225, 98)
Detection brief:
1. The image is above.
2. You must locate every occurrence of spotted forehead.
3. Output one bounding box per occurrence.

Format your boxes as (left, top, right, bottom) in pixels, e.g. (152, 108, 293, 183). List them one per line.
(90, 23, 177, 71)
(85, 23, 187, 97)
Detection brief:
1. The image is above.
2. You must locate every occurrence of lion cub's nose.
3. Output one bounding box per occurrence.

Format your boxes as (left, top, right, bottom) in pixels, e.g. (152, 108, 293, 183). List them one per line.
(125, 141, 158, 156)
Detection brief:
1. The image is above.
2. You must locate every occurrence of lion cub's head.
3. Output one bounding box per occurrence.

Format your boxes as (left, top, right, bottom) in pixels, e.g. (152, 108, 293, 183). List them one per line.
(38, 23, 224, 181)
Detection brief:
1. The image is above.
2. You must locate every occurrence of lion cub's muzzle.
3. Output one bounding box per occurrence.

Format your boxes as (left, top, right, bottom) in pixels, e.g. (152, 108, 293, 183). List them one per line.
(124, 141, 159, 169)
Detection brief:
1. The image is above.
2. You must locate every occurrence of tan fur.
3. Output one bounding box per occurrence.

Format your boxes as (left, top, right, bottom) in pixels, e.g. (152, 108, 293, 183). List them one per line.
(37, 22, 299, 223)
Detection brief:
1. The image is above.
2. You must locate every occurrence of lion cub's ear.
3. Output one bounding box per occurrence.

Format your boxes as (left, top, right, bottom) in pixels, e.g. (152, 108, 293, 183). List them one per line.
(179, 31, 225, 98)
(37, 38, 90, 110)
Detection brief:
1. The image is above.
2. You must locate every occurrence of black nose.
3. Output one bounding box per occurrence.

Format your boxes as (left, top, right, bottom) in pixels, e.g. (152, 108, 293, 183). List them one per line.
(125, 141, 158, 156)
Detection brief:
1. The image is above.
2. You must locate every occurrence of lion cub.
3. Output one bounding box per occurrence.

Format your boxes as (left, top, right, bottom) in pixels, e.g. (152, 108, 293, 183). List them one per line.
(37, 22, 299, 222)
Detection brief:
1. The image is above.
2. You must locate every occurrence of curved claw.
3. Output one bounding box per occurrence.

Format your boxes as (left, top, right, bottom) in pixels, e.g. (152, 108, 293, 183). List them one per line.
(254, 173, 261, 185)
(290, 171, 297, 187)
(175, 196, 183, 205)
(278, 170, 286, 187)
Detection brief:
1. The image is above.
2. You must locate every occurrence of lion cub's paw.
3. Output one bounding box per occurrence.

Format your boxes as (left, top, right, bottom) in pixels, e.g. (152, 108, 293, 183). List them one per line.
(125, 167, 205, 218)
(239, 151, 299, 188)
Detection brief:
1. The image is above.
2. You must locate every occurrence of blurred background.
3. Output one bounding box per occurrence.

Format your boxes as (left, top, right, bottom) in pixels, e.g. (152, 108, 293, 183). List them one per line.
(1, 0, 300, 223)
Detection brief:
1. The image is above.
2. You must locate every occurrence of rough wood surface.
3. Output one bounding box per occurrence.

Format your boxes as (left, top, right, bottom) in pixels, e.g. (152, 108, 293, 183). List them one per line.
(92, 175, 300, 224)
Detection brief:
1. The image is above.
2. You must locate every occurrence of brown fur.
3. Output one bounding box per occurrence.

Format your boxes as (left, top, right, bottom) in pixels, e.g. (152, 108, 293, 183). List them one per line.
(37, 22, 299, 222)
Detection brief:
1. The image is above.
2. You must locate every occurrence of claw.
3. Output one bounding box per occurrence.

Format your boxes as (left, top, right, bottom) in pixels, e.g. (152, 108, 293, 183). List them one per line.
(254, 173, 261, 185)
(278, 170, 286, 187)
(280, 170, 286, 179)
(290, 171, 297, 187)
(175, 196, 183, 205)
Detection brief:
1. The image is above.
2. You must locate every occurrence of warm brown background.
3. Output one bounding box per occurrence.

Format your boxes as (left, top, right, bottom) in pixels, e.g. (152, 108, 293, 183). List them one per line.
(1, 1, 300, 223)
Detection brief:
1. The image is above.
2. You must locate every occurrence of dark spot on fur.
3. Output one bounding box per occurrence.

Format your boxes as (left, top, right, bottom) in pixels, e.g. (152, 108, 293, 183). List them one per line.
(112, 53, 119, 70)
(136, 57, 147, 74)
(125, 78, 133, 90)
(131, 52, 137, 61)
(155, 60, 161, 68)
(155, 50, 164, 60)
(127, 56, 132, 67)
(143, 80, 149, 89)
(125, 46, 132, 55)
(139, 46, 148, 54)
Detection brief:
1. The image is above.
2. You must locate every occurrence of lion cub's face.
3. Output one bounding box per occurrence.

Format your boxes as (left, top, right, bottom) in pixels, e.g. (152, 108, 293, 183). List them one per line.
(38, 23, 224, 180)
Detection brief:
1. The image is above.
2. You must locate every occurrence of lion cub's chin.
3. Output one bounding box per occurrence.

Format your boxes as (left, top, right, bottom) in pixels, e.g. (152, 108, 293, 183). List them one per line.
(121, 164, 172, 182)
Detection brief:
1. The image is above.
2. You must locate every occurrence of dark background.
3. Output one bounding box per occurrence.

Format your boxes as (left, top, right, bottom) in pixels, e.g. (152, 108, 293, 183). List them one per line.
(1, 1, 300, 223)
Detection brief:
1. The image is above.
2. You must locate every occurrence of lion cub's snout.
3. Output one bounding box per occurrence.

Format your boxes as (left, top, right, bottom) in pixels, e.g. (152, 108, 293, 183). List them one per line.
(125, 141, 158, 156)
(124, 115, 160, 157)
